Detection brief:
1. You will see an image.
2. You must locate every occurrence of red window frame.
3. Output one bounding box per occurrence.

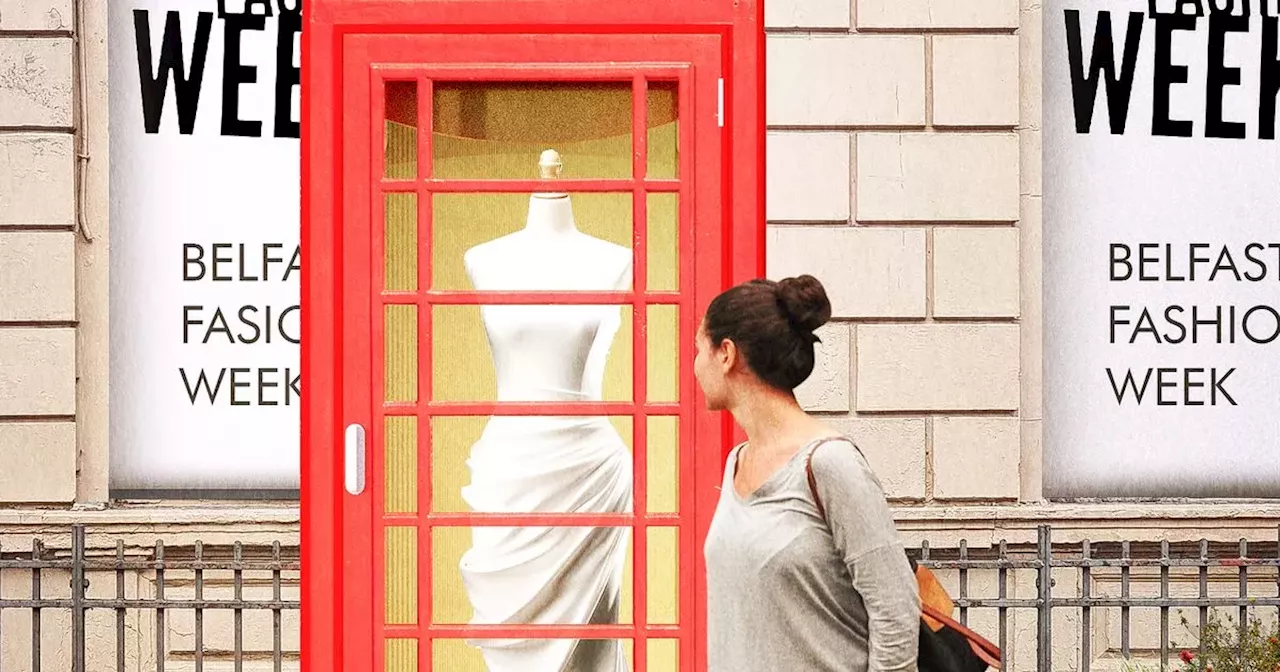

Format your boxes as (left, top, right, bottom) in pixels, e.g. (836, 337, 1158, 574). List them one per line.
(302, 3, 763, 672)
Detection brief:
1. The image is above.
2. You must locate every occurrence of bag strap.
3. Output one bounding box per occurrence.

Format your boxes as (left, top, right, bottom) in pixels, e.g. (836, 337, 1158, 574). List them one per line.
(805, 440, 1004, 670)
(920, 602, 1004, 668)
(803, 436, 860, 521)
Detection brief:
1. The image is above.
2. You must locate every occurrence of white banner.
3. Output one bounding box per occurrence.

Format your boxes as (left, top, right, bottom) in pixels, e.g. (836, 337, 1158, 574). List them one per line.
(1044, 0, 1280, 497)
(109, 0, 302, 491)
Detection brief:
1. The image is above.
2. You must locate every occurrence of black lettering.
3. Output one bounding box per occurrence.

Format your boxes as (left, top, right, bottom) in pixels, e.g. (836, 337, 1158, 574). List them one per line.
(1192, 305, 1224, 343)
(1111, 243, 1134, 280)
(184, 244, 206, 281)
(1211, 246, 1243, 281)
(1165, 243, 1187, 281)
(238, 305, 263, 344)
(1207, 0, 1241, 15)
(183, 305, 202, 344)
(1244, 243, 1268, 281)
(180, 368, 226, 404)
(221, 14, 265, 137)
(218, 0, 275, 17)
(1108, 367, 1155, 404)
(1164, 305, 1189, 343)
(134, 10, 213, 135)
(1156, 367, 1179, 405)
(284, 245, 301, 282)
(1065, 10, 1145, 134)
(1189, 243, 1212, 280)
(212, 243, 233, 281)
(1133, 308, 1163, 343)
(1110, 305, 1131, 343)
(264, 243, 285, 281)
(1183, 367, 1206, 405)
(289, 368, 301, 403)
(238, 243, 261, 281)
(1205, 9, 1250, 138)
(1152, 13, 1198, 137)
(280, 304, 301, 344)
(1242, 305, 1280, 343)
(206, 307, 234, 344)
(1262, 15, 1280, 139)
(259, 367, 279, 406)
(1213, 368, 1238, 405)
(1148, 0, 1206, 15)
(229, 367, 252, 406)
(274, 1, 302, 138)
(1139, 243, 1160, 280)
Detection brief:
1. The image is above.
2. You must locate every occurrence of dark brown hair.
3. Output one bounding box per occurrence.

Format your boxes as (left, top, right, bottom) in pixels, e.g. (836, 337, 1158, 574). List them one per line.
(702, 274, 833, 392)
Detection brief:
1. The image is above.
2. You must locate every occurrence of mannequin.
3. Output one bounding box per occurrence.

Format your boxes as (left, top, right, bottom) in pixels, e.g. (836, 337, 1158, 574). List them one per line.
(459, 150, 634, 672)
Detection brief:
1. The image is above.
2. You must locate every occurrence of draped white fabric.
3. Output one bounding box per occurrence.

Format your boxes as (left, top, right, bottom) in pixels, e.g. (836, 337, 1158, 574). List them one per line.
(460, 415, 633, 672)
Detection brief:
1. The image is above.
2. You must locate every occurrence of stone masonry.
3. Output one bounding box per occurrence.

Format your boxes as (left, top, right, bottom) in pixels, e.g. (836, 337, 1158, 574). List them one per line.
(771, 0, 1028, 504)
(0, 0, 80, 504)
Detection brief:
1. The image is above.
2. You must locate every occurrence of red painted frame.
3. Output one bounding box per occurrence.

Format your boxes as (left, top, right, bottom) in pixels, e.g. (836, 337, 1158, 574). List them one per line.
(301, 3, 763, 672)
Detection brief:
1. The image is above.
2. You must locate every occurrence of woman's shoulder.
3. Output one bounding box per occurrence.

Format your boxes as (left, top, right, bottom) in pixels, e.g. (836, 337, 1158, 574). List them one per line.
(723, 441, 748, 471)
(807, 436, 883, 492)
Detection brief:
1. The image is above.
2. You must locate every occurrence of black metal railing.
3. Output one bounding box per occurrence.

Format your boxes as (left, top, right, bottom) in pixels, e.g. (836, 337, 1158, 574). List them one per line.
(1, 526, 299, 672)
(0, 524, 1276, 671)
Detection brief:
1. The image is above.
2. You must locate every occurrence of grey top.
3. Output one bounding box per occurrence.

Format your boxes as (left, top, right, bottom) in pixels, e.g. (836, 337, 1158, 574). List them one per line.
(704, 437, 920, 672)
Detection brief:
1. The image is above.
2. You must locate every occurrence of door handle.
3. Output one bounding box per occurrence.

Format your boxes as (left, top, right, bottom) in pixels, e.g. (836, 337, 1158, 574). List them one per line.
(344, 423, 366, 495)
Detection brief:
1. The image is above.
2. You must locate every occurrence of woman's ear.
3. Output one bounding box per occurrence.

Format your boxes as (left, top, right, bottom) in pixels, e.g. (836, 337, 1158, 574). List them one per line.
(718, 338, 739, 373)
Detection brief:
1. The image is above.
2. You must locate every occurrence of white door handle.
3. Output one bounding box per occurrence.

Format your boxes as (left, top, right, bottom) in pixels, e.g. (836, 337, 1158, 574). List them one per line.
(344, 423, 366, 495)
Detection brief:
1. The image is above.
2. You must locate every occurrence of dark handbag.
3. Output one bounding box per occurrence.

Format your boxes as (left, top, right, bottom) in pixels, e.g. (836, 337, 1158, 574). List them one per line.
(805, 442, 1003, 672)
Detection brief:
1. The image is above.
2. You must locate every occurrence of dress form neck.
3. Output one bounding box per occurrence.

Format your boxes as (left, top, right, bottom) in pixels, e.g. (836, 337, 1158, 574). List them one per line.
(524, 149, 577, 237)
(524, 194, 577, 236)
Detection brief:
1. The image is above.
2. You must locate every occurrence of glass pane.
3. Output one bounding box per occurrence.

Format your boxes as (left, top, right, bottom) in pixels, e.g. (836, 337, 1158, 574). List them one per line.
(384, 193, 417, 291)
(646, 82, 679, 180)
(433, 526, 633, 626)
(385, 416, 417, 513)
(431, 416, 634, 513)
(385, 80, 417, 179)
(386, 638, 418, 672)
(648, 639, 679, 672)
(384, 305, 417, 402)
(647, 527, 679, 624)
(430, 81, 678, 179)
(647, 416, 678, 514)
(432, 305, 633, 402)
(646, 193, 679, 291)
(647, 305, 678, 402)
(433, 638, 634, 672)
(385, 526, 417, 625)
(432, 192, 634, 291)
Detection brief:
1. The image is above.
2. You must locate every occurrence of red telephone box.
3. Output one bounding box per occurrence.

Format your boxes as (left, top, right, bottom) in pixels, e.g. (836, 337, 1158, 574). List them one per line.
(301, 2, 763, 670)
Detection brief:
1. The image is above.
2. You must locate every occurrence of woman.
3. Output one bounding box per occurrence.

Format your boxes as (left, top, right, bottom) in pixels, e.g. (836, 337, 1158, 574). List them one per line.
(697, 274, 920, 672)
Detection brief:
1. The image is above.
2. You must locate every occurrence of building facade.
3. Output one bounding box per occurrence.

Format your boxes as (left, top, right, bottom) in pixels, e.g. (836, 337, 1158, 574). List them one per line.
(1, 0, 1277, 669)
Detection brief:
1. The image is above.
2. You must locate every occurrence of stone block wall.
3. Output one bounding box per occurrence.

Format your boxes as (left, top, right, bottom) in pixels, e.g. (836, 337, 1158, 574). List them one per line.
(0, 0, 81, 504)
(767, 0, 1039, 504)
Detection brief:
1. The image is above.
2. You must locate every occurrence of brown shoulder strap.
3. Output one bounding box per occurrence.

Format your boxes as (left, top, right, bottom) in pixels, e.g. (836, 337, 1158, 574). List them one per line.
(804, 436, 858, 522)
(921, 602, 1004, 669)
(805, 447, 826, 521)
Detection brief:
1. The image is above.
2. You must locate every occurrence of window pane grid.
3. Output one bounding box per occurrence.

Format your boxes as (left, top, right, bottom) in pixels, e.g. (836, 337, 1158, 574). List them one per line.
(372, 71, 693, 666)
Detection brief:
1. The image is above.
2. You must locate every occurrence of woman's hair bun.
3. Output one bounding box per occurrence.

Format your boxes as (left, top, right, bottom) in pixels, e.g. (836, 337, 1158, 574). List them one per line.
(775, 274, 832, 334)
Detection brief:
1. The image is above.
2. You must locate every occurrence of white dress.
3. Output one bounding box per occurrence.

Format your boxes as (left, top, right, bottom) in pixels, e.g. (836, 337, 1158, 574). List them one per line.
(459, 301, 633, 672)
